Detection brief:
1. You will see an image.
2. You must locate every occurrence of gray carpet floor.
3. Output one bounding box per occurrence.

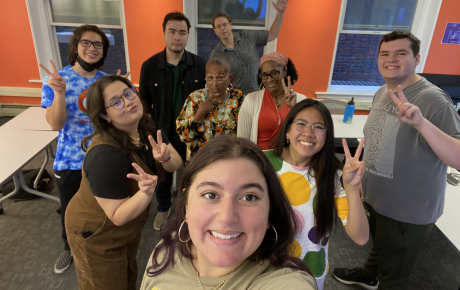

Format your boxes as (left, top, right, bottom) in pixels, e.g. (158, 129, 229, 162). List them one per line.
(1, 116, 459, 290)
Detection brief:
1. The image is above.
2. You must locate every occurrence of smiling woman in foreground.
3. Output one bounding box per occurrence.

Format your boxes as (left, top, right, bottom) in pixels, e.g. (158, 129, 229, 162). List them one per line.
(141, 135, 317, 290)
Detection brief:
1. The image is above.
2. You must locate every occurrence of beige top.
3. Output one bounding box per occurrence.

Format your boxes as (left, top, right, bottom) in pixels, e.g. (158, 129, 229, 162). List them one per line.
(140, 244, 317, 290)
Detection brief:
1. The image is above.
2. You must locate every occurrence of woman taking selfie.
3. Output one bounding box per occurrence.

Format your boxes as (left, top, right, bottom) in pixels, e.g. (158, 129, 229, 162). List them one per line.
(141, 135, 317, 290)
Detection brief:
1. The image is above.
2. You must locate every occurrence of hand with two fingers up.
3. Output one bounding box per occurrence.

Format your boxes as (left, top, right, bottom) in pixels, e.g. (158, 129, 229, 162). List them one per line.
(282, 76, 297, 109)
(342, 138, 365, 189)
(39, 60, 66, 94)
(127, 163, 158, 196)
(389, 85, 424, 127)
(149, 130, 171, 162)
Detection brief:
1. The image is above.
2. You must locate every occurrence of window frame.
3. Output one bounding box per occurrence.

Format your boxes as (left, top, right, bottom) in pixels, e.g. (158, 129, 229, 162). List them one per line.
(26, 0, 131, 82)
(184, 0, 278, 56)
(318, 0, 443, 100)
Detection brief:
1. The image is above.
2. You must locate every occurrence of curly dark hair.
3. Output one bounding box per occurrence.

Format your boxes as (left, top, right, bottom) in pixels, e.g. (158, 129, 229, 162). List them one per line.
(146, 135, 314, 280)
(258, 58, 299, 88)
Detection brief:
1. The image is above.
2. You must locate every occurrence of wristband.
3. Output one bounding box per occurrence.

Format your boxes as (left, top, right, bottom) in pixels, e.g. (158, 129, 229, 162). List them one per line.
(159, 156, 171, 163)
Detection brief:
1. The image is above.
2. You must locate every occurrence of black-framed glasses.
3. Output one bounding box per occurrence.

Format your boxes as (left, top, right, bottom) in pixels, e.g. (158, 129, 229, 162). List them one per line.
(293, 119, 327, 135)
(215, 22, 229, 30)
(79, 39, 103, 49)
(259, 69, 281, 80)
(106, 88, 138, 110)
(205, 75, 229, 84)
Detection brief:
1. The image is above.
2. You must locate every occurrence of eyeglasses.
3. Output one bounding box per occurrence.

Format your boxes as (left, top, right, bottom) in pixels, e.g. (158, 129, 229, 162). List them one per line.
(79, 39, 103, 49)
(106, 88, 138, 110)
(292, 119, 327, 135)
(259, 69, 281, 80)
(205, 75, 229, 84)
(214, 22, 229, 30)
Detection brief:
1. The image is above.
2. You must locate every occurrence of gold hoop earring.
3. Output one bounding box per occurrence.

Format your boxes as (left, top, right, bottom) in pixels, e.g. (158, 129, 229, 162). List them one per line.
(259, 82, 265, 90)
(228, 83, 234, 90)
(286, 136, 289, 144)
(268, 224, 278, 248)
(178, 220, 190, 243)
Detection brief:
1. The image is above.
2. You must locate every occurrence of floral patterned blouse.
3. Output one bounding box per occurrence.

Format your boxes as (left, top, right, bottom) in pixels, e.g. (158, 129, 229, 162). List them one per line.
(176, 88, 245, 162)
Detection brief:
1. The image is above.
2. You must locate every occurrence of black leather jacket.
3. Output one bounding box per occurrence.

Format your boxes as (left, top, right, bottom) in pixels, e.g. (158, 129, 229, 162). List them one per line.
(139, 48, 206, 136)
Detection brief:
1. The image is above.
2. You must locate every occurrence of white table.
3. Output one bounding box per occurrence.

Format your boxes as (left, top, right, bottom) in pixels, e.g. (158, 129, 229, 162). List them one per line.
(0, 111, 60, 214)
(436, 183, 460, 251)
(332, 115, 368, 139)
(0, 107, 52, 131)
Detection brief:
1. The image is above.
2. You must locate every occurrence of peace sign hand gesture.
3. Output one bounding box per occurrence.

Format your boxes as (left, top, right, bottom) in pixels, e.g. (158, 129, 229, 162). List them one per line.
(127, 163, 158, 196)
(272, 0, 289, 13)
(342, 138, 365, 188)
(116, 69, 131, 79)
(389, 85, 424, 127)
(39, 60, 66, 93)
(149, 130, 171, 162)
(282, 76, 297, 109)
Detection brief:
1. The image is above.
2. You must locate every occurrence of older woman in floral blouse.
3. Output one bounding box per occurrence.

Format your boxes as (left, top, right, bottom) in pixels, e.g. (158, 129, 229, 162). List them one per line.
(176, 57, 245, 162)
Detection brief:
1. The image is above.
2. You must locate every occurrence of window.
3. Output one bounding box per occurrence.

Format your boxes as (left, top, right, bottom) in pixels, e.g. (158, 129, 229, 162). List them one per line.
(185, 0, 278, 59)
(26, 0, 130, 81)
(325, 0, 442, 95)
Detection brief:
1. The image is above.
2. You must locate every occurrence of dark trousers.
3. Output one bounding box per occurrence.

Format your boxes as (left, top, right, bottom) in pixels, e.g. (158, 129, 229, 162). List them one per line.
(55, 169, 82, 251)
(361, 202, 434, 290)
(156, 141, 186, 212)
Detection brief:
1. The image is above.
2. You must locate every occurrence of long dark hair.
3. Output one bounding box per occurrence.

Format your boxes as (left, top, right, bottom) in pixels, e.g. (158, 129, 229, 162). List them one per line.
(147, 135, 313, 278)
(81, 75, 154, 154)
(68, 25, 110, 68)
(274, 99, 342, 241)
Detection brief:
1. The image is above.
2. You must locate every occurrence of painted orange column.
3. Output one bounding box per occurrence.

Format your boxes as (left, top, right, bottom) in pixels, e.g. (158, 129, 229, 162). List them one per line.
(424, 0, 460, 75)
(123, 0, 183, 85)
(276, 0, 342, 99)
(0, 1, 42, 104)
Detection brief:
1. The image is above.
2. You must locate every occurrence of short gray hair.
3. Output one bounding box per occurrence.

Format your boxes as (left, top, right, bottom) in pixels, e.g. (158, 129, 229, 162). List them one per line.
(206, 57, 231, 75)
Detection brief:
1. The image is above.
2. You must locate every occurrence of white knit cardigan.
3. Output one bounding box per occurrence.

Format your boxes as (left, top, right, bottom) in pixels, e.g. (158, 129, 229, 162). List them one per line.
(237, 89, 307, 143)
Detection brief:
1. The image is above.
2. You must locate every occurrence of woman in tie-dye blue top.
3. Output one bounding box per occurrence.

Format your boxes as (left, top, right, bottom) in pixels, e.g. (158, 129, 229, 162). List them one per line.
(40, 24, 110, 275)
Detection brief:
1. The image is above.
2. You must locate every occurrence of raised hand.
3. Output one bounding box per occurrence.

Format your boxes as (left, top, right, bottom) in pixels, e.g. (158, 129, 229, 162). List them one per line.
(389, 85, 424, 127)
(272, 0, 288, 13)
(342, 138, 365, 187)
(39, 60, 66, 93)
(116, 69, 131, 79)
(127, 163, 158, 195)
(149, 130, 171, 162)
(282, 76, 297, 108)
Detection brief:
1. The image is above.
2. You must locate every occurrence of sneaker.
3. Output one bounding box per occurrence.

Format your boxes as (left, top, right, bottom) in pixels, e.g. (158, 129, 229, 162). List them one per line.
(154, 208, 171, 231)
(333, 267, 378, 290)
(54, 250, 72, 274)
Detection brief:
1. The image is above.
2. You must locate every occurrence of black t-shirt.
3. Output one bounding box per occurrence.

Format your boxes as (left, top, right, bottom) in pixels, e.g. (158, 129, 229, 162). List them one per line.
(84, 129, 169, 199)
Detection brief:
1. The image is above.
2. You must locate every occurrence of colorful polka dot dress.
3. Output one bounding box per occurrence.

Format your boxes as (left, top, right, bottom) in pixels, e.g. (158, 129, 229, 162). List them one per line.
(265, 149, 349, 290)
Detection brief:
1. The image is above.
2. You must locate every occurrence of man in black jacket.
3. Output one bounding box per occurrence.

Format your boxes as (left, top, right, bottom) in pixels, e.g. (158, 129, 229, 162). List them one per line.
(139, 12, 206, 230)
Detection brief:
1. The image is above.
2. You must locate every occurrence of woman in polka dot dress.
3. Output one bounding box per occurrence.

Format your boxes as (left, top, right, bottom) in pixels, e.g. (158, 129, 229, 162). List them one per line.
(264, 99, 369, 290)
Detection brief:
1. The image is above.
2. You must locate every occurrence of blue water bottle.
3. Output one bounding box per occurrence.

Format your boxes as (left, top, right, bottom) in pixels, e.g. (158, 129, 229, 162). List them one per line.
(343, 97, 355, 124)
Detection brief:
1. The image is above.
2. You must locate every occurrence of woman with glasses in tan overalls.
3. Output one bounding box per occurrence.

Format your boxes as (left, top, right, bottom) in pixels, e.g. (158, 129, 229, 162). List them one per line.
(65, 75, 182, 290)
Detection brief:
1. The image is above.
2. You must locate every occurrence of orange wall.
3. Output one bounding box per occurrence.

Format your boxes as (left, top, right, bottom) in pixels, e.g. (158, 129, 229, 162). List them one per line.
(2, 0, 458, 106)
(424, 0, 460, 75)
(277, 0, 342, 98)
(123, 0, 183, 84)
(0, 1, 42, 104)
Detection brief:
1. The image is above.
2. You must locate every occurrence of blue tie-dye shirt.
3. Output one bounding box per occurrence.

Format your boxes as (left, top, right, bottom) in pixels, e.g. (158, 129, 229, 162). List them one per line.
(41, 65, 107, 171)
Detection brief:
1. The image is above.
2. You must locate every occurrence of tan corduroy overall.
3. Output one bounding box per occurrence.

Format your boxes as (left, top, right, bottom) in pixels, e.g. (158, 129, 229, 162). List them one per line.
(65, 135, 152, 290)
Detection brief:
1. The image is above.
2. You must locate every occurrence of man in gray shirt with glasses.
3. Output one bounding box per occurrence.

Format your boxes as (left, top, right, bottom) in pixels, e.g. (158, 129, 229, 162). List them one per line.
(210, 0, 289, 95)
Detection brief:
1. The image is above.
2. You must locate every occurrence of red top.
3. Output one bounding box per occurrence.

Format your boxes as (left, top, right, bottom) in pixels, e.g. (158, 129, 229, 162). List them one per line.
(257, 89, 290, 150)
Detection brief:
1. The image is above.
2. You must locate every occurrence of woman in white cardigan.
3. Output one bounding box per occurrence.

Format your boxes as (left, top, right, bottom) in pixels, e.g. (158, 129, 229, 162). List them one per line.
(237, 52, 306, 150)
